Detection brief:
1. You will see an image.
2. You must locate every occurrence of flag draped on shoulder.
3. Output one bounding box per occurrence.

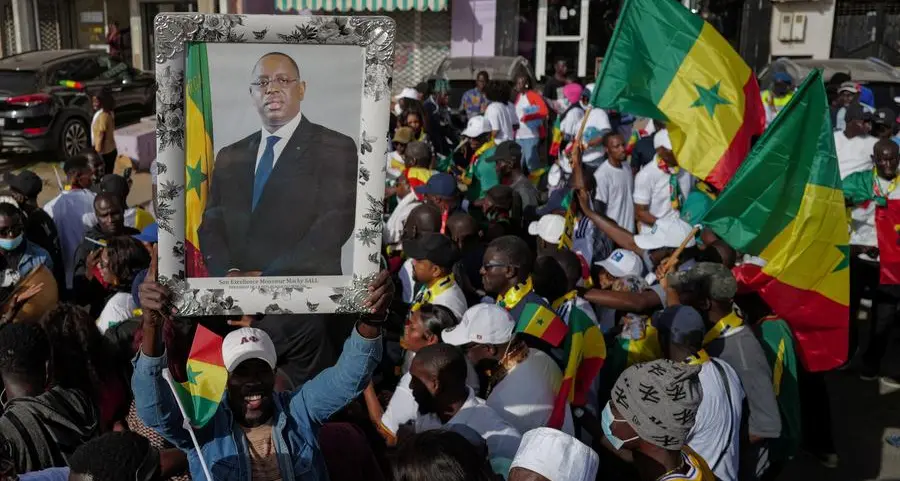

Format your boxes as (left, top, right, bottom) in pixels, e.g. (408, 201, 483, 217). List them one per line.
(172, 325, 227, 427)
(701, 70, 849, 372)
(590, 0, 765, 190)
(548, 293, 605, 429)
(185, 42, 213, 277)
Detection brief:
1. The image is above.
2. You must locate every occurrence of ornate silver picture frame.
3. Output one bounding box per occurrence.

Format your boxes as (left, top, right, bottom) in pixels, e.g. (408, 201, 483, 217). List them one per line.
(153, 13, 394, 316)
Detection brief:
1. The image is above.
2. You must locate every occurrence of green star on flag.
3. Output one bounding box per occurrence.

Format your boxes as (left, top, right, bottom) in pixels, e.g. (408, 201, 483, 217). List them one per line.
(691, 81, 731, 117)
(832, 245, 850, 273)
(186, 364, 203, 385)
(186, 159, 208, 199)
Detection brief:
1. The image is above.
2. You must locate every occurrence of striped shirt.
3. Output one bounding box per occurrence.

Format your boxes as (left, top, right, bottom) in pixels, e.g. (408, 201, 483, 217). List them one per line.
(242, 422, 282, 481)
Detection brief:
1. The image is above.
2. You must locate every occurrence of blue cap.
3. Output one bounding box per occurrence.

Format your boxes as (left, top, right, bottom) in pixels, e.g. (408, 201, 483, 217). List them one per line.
(537, 189, 569, 216)
(133, 223, 158, 244)
(653, 305, 706, 348)
(416, 173, 458, 197)
(773, 72, 793, 84)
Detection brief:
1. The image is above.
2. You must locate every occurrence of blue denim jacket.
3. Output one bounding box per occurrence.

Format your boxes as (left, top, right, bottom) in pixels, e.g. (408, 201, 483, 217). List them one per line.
(132, 328, 382, 481)
(17, 241, 53, 278)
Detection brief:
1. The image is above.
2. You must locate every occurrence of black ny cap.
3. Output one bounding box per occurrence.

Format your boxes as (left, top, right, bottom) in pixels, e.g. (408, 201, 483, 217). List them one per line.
(5, 170, 42, 198)
(404, 233, 460, 269)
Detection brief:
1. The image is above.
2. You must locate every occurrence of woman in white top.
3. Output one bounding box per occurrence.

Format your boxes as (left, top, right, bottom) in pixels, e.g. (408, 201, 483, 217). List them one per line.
(363, 304, 479, 445)
(484, 80, 516, 142)
(94, 236, 151, 333)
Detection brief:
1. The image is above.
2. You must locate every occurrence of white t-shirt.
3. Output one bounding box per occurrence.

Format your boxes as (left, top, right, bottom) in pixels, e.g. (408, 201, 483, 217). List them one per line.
(97, 292, 136, 334)
(505, 102, 519, 133)
(487, 348, 576, 436)
(417, 387, 522, 462)
(633, 160, 693, 233)
(834, 131, 877, 179)
(688, 358, 744, 481)
(581, 108, 613, 164)
(594, 161, 635, 233)
(383, 193, 420, 246)
(427, 281, 469, 320)
(43, 188, 97, 289)
(559, 106, 586, 139)
(381, 361, 481, 435)
(485, 102, 515, 142)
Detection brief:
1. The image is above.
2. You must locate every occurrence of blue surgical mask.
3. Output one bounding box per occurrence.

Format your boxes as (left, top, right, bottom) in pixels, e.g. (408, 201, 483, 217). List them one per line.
(0, 234, 23, 251)
(602, 401, 639, 450)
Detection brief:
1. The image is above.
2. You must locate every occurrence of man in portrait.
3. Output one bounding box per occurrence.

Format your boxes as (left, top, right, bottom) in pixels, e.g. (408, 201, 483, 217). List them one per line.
(198, 52, 357, 277)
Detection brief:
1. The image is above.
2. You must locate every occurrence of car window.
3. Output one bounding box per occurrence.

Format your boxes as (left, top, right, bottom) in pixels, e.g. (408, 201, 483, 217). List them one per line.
(95, 54, 130, 80)
(50, 58, 103, 83)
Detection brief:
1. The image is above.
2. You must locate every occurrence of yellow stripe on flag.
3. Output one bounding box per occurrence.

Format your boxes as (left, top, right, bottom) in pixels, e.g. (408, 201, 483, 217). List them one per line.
(759, 183, 850, 305)
(522, 305, 562, 340)
(183, 359, 228, 403)
(773, 338, 785, 396)
(657, 23, 750, 180)
(184, 88, 213, 249)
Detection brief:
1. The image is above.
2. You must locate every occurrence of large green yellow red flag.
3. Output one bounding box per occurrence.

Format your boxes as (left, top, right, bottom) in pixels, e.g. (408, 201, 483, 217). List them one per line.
(590, 0, 765, 190)
(171, 325, 227, 427)
(185, 42, 213, 277)
(701, 70, 849, 372)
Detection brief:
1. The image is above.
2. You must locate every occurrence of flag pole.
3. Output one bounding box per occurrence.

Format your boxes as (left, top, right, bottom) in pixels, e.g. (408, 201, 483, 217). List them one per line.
(661, 226, 702, 275)
(162, 368, 214, 481)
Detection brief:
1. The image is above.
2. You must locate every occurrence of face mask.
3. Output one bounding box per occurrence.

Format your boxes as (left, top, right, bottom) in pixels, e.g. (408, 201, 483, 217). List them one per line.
(0, 234, 23, 252)
(602, 402, 638, 450)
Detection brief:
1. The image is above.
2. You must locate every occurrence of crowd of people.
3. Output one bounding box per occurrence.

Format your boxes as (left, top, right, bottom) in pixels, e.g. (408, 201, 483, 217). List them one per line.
(0, 54, 890, 481)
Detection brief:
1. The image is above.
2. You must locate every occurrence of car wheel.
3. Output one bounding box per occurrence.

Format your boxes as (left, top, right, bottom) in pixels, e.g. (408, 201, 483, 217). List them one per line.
(58, 118, 88, 158)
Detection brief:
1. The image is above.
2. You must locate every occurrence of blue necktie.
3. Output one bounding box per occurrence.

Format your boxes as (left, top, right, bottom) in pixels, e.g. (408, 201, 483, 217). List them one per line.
(253, 135, 280, 210)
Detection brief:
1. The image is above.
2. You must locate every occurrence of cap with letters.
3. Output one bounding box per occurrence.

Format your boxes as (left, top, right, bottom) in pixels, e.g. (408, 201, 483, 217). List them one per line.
(222, 327, 277, 373)
(596, 248, 643, 279)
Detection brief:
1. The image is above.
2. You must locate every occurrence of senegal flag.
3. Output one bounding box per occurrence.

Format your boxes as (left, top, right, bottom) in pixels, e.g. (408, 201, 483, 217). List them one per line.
(511, 301, 568, 348)
(590, 0, 765, 190)
(185, 42, 213, 277)
(171, 325, 227, 427)
(559, 190, 575, 250)
(548, 297, 605, 429)
(702, 70, 849, 372)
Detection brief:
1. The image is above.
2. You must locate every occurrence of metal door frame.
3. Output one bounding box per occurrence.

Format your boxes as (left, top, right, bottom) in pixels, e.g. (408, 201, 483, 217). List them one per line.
(535, 0, 590, 79)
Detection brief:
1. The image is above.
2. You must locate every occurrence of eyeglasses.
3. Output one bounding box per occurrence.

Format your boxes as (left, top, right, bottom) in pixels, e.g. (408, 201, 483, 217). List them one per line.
(482, 262, 516, 270)
(250, 76, 299, 90)
(0, 226, 22, 238)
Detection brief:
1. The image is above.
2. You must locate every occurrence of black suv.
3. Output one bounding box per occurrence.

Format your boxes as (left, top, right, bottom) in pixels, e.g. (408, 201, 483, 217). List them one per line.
(0, 49, 155, 158)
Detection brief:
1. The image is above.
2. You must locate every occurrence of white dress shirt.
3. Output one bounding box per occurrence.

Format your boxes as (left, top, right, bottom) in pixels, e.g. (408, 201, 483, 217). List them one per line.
(255, 111, 304, 172)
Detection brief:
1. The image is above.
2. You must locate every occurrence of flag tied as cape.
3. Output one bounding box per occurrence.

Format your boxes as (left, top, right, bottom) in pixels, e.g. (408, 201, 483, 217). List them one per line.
(185, 42, 213, 277)
(172, 325, 227, 427)
(841, 170, 900, 285)
(590, 0, 765, 190)
(701, 70, 849, 372)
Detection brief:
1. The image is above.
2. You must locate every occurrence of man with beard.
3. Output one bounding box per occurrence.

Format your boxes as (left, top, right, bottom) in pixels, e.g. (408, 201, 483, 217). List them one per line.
(199, 52, 356, 277)
(73, 192, 139, 316)
(133, 266, 392, 481)
(442, 304, 575, 435)
(409, 343, 521, 465)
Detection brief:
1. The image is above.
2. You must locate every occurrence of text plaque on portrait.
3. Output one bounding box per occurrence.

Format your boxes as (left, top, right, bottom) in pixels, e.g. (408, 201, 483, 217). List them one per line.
(153, 14, 394, 316)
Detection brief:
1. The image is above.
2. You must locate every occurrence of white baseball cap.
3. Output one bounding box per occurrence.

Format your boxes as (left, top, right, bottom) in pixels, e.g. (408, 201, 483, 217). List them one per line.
(596, 248, 643, 278)
(653, 129, 672, 150)
(462, 115, 492, 138)
(394, 87, 419, 101)
(634, 216, 697, 250)
(221, 327, 277, 373)
(442, 304, 516, 345)
(528, 214, 566, 244)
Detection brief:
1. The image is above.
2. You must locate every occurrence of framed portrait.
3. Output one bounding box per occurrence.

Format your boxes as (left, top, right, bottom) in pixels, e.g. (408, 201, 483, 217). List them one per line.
(153, 13, 394, 316)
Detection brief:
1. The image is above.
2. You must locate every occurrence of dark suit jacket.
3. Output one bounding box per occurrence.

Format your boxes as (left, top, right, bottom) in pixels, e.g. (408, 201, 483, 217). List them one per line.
(198, 116, 357, 276)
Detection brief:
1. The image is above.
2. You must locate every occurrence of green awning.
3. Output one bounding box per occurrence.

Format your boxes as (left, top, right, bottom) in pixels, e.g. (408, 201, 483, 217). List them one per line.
(275, 0, 447, 11)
